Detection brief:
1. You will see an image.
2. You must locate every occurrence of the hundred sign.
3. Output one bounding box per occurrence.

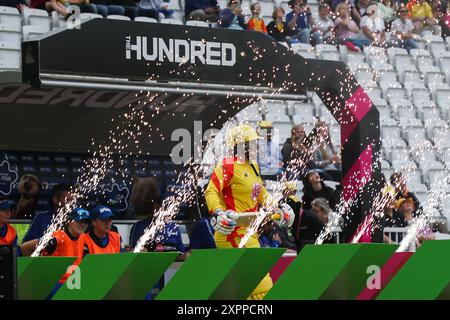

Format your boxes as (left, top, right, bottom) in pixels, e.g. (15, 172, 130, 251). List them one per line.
(125, 36, 237, 66)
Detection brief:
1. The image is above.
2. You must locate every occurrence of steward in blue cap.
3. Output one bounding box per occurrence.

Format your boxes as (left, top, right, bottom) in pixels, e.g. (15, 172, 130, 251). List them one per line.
(84, 205, 122, 254)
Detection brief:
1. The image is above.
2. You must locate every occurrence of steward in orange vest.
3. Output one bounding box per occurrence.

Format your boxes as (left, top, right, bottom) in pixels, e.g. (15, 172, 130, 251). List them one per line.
(84, 205, 121, 254)
(41, 207, 91, 261)
(0, 200, 17, 246)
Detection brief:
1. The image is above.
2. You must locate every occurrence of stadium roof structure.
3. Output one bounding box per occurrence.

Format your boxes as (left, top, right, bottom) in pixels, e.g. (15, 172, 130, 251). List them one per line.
(5, 19, 383, 242)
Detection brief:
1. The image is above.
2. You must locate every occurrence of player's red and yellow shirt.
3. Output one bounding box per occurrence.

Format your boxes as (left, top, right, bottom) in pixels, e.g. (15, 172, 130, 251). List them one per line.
(205, 157, 269, 214)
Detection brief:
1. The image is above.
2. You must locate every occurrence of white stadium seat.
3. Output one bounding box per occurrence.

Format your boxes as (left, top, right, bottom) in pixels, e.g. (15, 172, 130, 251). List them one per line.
(261, 100, 286, 116)
(320, 51, 340, 61)
(0, 41, 20, 69)
(410, 48, 431, 59)
(402, 126, 429, 146)
(391, 159, 417, 171)
(135, 16, 158, 23)
(296, 50, 316, 59)
(400, 70, 422, 84)
(387, 47, 409, 64)
(107, 15, 131, 20)
(340, 46, 365, 64)
(292, 114, 316, 125)
(22, 7, 51, 32)
(287, 101, 315, 117)
(433, 88, 450, 110)
(258, 0, 275, 18)
(291, 43, 313, 53)
(80, 13, 103, 21)
(431, 128, 450, 149)
(0, 6, 21, 29)
(0, 23, 21, 48)
(22, 24, 46, 41)
(382, 125, 407, 148)
(407, 85, 429, 101)
(316, 44, 338, 53)
(378, 70, 397, 83)
(265, 113, 290, 123)
(185, 20, 208, 27)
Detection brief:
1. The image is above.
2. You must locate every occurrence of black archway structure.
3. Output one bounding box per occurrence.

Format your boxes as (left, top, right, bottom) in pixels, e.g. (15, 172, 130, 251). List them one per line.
(16, 19, 382, 242)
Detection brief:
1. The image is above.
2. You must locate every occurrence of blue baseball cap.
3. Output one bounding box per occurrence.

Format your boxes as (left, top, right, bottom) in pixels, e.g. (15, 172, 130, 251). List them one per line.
(91, 205, 114, 220)
(70, 208, 91, 222)
(0, 200, 15, 211)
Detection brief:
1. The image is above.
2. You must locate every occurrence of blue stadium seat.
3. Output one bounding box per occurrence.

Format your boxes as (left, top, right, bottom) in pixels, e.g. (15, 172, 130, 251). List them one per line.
(55, 167, 69, 175)
(37, 155, 51, 163)
(53, 155, 68, 164)
(21, 155, 35, 163)
(39, 166, 53, 175)
(22, 165, 37, 174)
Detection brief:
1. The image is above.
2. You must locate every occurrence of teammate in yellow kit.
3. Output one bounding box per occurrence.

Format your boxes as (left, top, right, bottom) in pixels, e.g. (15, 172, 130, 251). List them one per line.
(205, 124, 294, 300)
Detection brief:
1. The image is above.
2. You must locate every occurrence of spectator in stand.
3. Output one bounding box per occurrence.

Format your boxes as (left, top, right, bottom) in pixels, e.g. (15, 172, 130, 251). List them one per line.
(301, 170, 335, 210)
(352, 0, 370, 24)
(189, 218, 216, 249)
(281, 124, 311, 177)
(256, 121, 283, 178)
(189, 183, 216, 249)
(281, 123, 335, 180)
(89, 0, 125, 17)
(356, 2, 387, 46)
(259, 220, 296, 250)
(294, 197, 332, 252)
(22, 184, 73, 243)
(390, 6, 419, 51)
(382, 186, 407, 243)
(378, 0, 397, 25)
(50, 0, 98, 17)
(431, 0, 445, 22)
(443, 1, 450, 37)
(335, 2, 371, 50)
(395, 197, 415, 225)
(247, 2, 267, 33)
(185, 0, 220, 22)
(313, 3, 336, 44)
(312, 121, 342, 182)
(281, 181, 302, 237)
(267, 7, 295, 42)
(129, 195, 186, 254)
(409, 0, 439, 34)
(286, 0, 322, 45)
(137, 0, 167, 20)
(390, 172, 423, 217)
(109, 0, 140, 19)
(218, 0, 246, 29)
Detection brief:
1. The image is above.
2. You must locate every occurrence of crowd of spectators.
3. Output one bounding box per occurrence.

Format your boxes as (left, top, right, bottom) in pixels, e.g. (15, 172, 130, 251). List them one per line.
(184, 0, 450, 51)
(1, 0, 449, 47)
(0, 0, 173, 20)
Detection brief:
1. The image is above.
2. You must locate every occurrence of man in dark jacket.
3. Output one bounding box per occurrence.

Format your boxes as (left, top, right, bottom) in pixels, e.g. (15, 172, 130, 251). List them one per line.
(22, 184, 72, 243)
(302, 170, 334, 210)
(294, 197, 334, 252)
(218, 0, 246, 29)
(281, 124, 314, 179)
(185, 0, 220, 21)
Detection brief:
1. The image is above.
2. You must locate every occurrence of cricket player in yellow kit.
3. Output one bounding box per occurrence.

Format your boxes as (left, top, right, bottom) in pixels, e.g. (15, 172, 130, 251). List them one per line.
(205, 124, 294, 300)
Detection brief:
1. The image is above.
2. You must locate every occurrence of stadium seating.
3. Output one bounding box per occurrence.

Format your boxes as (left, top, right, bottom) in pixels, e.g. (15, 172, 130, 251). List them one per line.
(1, 3, 450, 225)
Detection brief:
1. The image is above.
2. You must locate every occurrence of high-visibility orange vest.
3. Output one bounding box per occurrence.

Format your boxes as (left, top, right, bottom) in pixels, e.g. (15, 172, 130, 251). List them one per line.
(43, 229, 85, 261)
(84, 231, 121, 254)
(0, 224, 17, 246)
